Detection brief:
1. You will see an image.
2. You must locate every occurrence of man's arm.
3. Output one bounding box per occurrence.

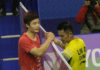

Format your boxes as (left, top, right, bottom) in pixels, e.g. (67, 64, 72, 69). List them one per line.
(29, 32, 54, 57)
(53, 38, 66, 49)
(62, 49, 72, 63)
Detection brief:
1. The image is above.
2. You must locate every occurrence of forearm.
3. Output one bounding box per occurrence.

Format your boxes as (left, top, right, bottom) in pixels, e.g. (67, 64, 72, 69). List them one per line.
(30, 38, 52, 57)
(39, 38, 52, 56)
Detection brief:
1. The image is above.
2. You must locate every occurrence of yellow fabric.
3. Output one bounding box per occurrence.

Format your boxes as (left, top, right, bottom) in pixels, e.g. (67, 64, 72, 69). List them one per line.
(62, 38, 86, 70)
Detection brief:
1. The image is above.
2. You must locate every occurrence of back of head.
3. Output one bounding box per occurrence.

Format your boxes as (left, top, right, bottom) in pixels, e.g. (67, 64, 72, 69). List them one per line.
(57, 21, 73, 33)
(24, 11, 39, 25)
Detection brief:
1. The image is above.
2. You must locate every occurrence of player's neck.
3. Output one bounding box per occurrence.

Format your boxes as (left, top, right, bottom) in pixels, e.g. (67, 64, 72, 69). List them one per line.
(26, 30, 36, 41)
(68, 36, 75, 43)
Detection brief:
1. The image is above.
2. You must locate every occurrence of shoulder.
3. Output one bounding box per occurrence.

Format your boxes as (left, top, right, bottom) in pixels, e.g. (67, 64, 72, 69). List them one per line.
(67, 38, 85, 48)
(73, 38, 86, 49)
(19, 33, 29, 43)
(71, 38, 84, 44)
(77, 38, 85, 45)
(76, 38, 84, 43)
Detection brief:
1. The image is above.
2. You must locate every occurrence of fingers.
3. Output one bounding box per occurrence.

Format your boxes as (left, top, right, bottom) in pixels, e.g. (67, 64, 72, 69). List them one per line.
(45, 32, 55, 41)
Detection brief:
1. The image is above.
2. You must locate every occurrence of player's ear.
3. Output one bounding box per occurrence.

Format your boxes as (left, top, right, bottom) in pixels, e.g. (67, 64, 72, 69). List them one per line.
(69, 32, 73, 37)
(69, 32, 72, 35)
(26, 24, 29, 28)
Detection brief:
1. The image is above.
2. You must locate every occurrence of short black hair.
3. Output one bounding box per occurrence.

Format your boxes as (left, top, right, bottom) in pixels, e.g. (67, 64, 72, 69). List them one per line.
(57, 21, 73, 33)
(24, 11, 39, 25)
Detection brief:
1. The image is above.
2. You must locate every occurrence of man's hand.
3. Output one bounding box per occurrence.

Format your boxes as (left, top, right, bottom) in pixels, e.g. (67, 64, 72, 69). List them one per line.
(45, 32, 55, 41)
(54, 38, 66, 49)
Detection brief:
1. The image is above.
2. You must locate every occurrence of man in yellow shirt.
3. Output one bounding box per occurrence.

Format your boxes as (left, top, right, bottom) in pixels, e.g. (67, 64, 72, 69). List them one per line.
(54, 22, 86, 70)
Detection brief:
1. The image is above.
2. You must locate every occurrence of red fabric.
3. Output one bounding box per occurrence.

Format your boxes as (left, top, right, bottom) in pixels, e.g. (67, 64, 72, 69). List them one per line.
(95, 7, 100, 13)
(93, 7, 100, 24)
(18, 33, 43, 70)
(75, 6, 88, 23)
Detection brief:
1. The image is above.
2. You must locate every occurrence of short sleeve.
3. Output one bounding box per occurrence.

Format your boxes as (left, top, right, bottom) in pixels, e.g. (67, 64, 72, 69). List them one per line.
(62, 48, 72, 61)
(20, 38, 35, 53)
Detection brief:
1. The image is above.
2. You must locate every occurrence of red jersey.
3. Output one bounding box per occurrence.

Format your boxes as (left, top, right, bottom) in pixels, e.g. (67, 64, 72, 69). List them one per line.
(18, 33, 43, 70)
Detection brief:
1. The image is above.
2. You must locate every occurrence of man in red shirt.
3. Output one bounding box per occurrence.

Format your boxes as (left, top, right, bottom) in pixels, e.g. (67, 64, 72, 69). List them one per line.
(18, 11, 54, 70)
(75, 0, 100, 34)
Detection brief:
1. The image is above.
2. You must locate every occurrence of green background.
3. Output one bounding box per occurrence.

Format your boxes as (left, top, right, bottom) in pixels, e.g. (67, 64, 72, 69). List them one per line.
(87, 58, 100, 70)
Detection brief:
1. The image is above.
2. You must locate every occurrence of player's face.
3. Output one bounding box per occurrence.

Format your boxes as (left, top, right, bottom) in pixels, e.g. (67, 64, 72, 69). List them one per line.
(58, 30, 72, 44)
(26, 18, 40, 33)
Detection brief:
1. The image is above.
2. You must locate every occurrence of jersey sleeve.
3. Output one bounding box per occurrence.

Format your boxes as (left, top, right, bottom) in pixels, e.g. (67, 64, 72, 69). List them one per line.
(20, 38, 35, 53)
(62, 48, 72, 62)
(75, 5, 88, 23)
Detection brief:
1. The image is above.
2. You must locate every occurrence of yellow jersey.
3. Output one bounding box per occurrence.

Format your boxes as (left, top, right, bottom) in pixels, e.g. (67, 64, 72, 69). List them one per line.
(62, 38, 86, 70)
